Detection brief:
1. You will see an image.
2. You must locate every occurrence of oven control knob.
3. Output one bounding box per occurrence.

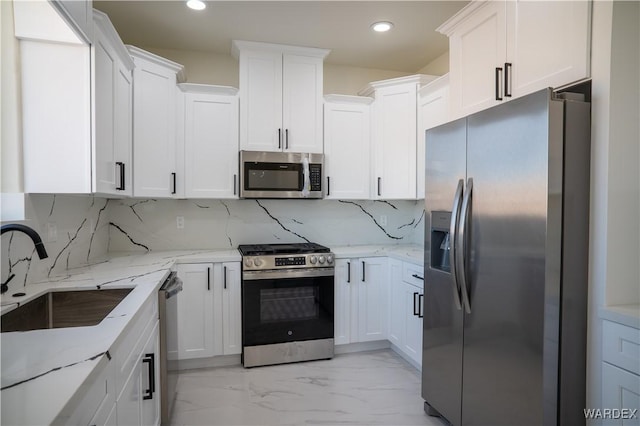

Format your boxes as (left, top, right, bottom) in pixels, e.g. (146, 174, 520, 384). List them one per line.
(318, 255, 326, 264)
(254, 258, 263, 267)
(244, 258, 254, 268)
(326, 255, 334, 265)
(309, 255, 318, 264)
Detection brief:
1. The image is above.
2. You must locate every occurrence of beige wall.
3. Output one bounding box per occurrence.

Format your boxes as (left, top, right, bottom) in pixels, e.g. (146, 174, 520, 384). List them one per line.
(418, 51, 449, 76)
(142, 45, 448, 96)
(1, 0, 23, 193)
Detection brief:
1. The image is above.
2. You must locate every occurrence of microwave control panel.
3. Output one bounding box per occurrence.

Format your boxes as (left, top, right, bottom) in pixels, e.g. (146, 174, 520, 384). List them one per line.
(309, 164, 322, 191)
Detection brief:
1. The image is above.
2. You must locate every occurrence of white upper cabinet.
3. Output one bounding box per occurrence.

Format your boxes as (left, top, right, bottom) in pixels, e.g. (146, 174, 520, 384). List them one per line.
(178, 84, 240, 199)
(233, 40, 329, 153)
(93, 10, 134, 196)
(129, 46, 185, 198)
(323, 95, 373, 200)
(417, 75, 450, 199)
(360, 75, 437, 200)
(505, 1, 591, 98)
(439, 0, 591, 119)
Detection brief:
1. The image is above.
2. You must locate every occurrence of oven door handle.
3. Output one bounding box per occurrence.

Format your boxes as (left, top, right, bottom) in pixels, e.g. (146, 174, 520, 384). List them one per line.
(242, 268, 334, 281)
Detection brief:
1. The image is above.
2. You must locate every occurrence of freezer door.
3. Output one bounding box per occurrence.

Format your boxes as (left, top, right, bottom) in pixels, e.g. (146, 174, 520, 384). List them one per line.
(461, 89, 561, 425)
(422, 118, 467, 426)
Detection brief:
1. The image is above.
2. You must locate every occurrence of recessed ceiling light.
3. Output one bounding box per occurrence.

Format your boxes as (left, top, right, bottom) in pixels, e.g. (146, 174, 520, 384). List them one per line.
(371, 21, 394, 33)
(186, 0, 206, 11)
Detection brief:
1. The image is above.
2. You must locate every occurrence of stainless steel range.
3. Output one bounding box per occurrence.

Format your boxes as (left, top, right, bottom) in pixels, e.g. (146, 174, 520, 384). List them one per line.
(238, 243, 335, 367)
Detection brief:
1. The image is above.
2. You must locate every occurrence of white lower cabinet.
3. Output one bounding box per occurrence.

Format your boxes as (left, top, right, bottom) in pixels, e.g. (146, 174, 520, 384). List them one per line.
(334, 257, 388, 345)
(602, 319, 640, 423)
(176, 262, 241, 360)
(389, 259, 424, 368)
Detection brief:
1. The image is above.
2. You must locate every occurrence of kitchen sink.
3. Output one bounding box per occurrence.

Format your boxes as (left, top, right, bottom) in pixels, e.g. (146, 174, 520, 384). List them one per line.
(1, 288, 133, 333)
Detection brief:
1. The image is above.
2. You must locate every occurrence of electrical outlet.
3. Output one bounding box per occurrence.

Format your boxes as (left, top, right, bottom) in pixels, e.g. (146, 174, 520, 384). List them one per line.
(176, 216, 185, 229)
(380, 215, 388, 226)
(46, 222, 57, 242)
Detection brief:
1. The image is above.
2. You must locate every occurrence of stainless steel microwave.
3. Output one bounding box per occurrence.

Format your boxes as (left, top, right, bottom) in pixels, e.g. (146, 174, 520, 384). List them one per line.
(239, 151, 324, 199)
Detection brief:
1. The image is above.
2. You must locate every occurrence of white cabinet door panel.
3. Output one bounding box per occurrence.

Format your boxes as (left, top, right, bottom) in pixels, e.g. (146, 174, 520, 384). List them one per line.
(334, 259, 353, 345)
(324, 98, 371, 199)
(357, 257, 388, 342)
(94, 33, 117, 194)
(506, 0, 591, 97)
(282, 54, 323, 153)
(184, 92, 239, 198)
(388, 259, 404, 347)
(239, 50, 283, 151)
(222, 262, 242, 355)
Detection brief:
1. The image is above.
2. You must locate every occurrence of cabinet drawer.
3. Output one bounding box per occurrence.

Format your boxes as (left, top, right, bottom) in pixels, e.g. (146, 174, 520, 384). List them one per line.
(603, 320, 640, 375)
(402, 262, 424, 289)
(112, 295, 158, 397)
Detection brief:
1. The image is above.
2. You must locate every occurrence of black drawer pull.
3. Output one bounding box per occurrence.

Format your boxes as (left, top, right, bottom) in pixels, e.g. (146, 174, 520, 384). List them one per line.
(418, 294, 424, 318)
(413, 292, 419, 316)
(142, 353, 155, 400)
(411, 274, 424, 281)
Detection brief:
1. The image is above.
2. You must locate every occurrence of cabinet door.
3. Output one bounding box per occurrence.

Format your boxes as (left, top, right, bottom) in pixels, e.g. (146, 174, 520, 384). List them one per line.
(373, 84, 418, 199)
(113, 63, 133, 196)
(417, 79, 450, 199)
(404, 282, 423, 366)
(184, 92, 239, 198)
(93, 27, 118, 195)
(282, 54, 324, 153)
(324, 100, 371, 199)
(506, 0, 591, 98)
(602, 363, 640, 424)
(387, 259, 404, 347)
(449, 1, 507, 118)
(132, 58, 179, 198)
(334, 259, 354, 345)
(176, 263, 217, 359)
(357, 257, 388, 342)
(117, 353, 143, 426)
(222, 262, 242, 355)
(238, 49, 283, 152)
(140, 322, 160, 426)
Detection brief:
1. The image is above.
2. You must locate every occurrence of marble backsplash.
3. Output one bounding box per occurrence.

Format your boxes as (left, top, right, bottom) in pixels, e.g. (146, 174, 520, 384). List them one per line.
(1, 195, 111, 296)
(1, 195, 425, 295)
(107, 198, 425, 251)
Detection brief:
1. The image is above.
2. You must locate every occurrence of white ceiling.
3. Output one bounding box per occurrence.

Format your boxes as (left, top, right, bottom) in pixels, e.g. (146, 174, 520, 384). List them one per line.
(93, 1, 468, 73)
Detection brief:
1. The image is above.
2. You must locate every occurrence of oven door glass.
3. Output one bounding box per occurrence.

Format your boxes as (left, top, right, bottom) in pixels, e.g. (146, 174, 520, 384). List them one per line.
(244, 162, 303, 191)
(242, 275, 334, 346)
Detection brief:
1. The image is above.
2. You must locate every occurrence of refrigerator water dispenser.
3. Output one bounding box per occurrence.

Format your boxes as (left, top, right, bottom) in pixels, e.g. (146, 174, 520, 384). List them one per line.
(430, 211, 451, 273)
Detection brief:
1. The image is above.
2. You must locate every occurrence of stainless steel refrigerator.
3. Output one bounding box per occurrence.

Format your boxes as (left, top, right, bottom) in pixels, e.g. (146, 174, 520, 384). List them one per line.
(422, 88, 590, 426)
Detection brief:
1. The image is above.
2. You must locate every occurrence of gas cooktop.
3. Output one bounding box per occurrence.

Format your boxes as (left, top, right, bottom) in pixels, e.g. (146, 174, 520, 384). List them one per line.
(238, 243, 331, 256)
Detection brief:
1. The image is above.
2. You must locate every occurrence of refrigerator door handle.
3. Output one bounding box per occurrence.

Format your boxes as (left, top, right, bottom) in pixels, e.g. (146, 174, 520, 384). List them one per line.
(449, 179, 464, 311)
(457, 177, 473, 314)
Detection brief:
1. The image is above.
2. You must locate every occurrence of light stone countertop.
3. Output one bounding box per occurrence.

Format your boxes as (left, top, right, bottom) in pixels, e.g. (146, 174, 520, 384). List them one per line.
(0, 249, 240, 425)
(0, 245, 418, 424)
(332, 244, 424, 266)
(600, 304, 640, 329)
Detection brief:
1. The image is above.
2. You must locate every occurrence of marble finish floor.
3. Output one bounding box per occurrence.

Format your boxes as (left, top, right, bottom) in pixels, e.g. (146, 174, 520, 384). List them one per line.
(170, 349, 448, 426)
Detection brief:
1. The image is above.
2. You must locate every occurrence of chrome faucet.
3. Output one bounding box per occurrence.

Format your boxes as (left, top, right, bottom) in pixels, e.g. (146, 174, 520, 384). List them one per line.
(1, 224, 48, 294)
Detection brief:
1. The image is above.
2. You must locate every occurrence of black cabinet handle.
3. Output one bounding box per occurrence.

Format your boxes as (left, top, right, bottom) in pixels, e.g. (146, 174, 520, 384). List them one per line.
(116, 162, 125, 190)
(142, 353, 155, 400)
(347, 261, 351, 283)
(233, 174, 237, 195)
(412, 274, 424, 281)
(504, 63, 512, 97)
(224, 266, 227, 289)
(327, 177, 330, 196)
(418, 294, 424, 318)
(285, 129, 289, 149)
(171, 172, 177, 195)
(377, 177, 381, 196)
(361, 261, 366, 282)
(413, 292, 419, 316)
(278, 128, 282, 149)
(207, 267, 210, 291)
(495, 67, 503, 101)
